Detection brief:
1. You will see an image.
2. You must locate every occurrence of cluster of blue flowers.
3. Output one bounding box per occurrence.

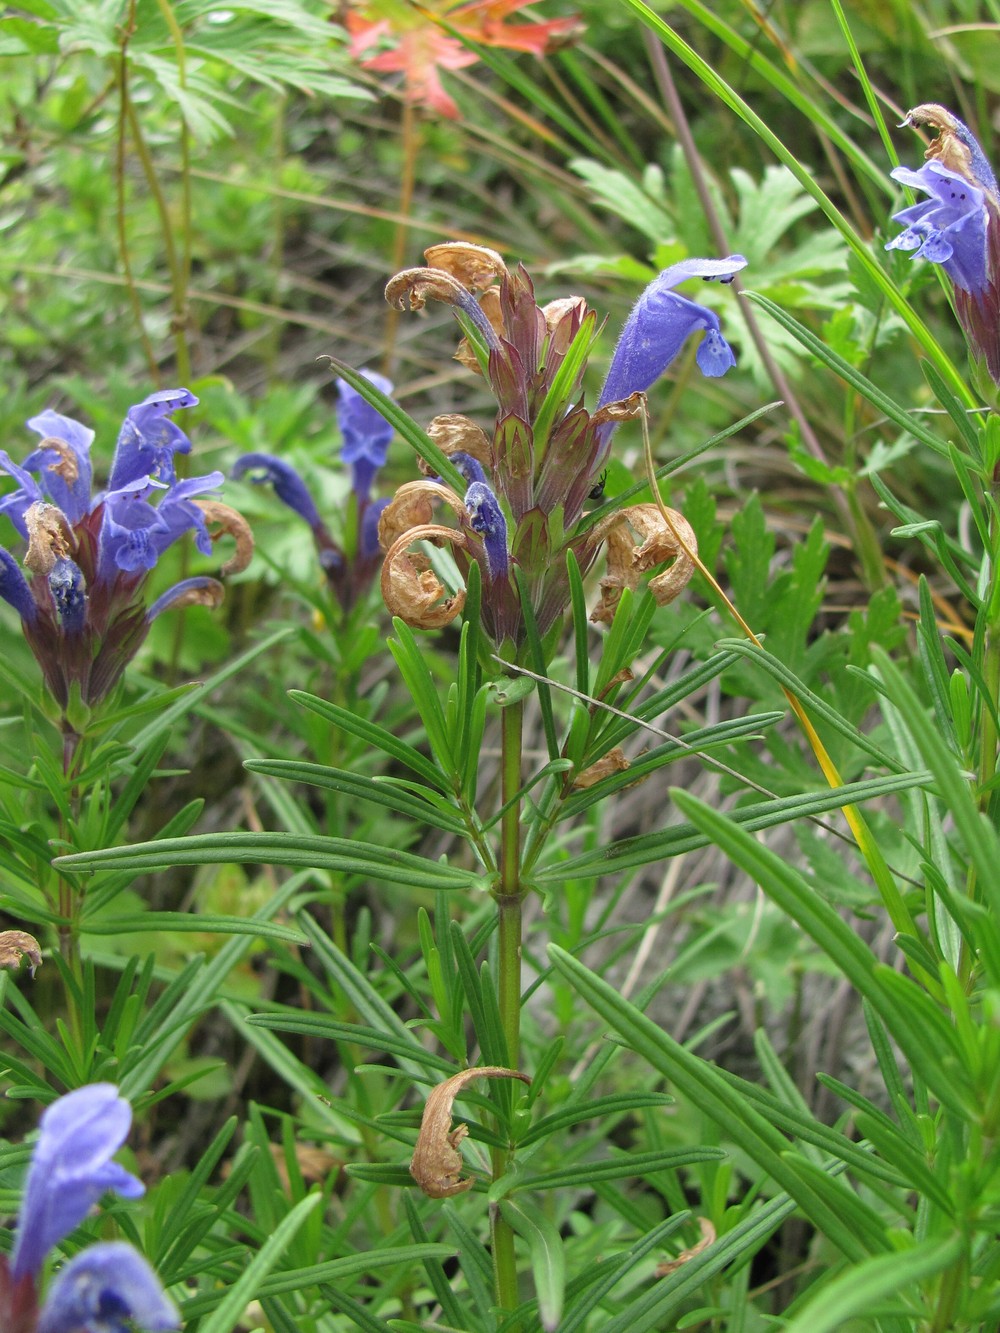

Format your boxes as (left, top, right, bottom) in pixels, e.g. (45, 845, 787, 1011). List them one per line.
(0, 390, 237, 715)
(0, 1084, 178, 1333)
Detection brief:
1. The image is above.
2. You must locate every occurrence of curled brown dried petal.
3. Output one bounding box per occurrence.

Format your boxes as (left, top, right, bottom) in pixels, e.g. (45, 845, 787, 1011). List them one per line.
(591, 391, 647, 430)
(0, 930, 42, 977)
(410, 1066, 531, 1198)
(381, 524, 468, 630)
(572, 746, 630, 790)
(386, 267, 477, 314)
(655, 1217, 716, 1276)
(24, 502, 75, 575)
(588, 503, 696, 624)
(418, 416, 493, 476)
(195, 501, 255, 575)
(378, 480, 467, 551)
(422, 242, 508, 292)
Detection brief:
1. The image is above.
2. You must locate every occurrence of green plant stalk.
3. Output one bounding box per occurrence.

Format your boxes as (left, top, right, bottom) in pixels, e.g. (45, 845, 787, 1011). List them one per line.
(115, 3, 159, 382)
(58, 728, 86, 1049)
(977, 508, 1000, 812)
(124, 100, 191, 387)
(491, 694, 525, 1320)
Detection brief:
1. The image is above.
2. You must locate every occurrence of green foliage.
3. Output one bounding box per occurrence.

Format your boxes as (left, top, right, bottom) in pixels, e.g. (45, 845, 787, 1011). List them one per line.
(5, 0, 1000, 1327)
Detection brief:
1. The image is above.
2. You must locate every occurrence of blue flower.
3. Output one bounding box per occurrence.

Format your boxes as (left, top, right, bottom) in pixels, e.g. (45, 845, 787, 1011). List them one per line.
(598, 255, 747, 414)
(886, 160, 988, 294)
(11, 1085, 144, 1281)
(337, 370, 395, 501)
(887, 104, 1000, 383)
(465, 481, 509, 582)
(37, 1243, 178, 1333)
(230, 453, 324, 530)
(1, 1086, 179, 1333)
(107, 389, 197, 491)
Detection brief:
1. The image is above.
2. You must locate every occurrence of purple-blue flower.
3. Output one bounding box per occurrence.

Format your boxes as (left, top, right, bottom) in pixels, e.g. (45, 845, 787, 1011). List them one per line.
(37, 1243, 178, 1333)
(886, 160, 988, 294)
(11, 1085, 144, 1281)
(465, 481, 509, 581)
(887, 104, 1000, 384)
(230, 453, 324, 530)
(0, 390, 245, 711)
(1, 1086, 179, 1333)
(107, 389, 197, 491)
(337, 370, 395, 501)
(598, 255, 747, 413)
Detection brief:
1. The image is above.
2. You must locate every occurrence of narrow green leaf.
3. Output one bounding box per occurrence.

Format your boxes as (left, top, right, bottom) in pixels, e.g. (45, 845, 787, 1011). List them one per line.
(548, 945, 874, 1260)
(289, 689, 448, 791)
(537, 771, 931, 882)
(190, 1193, 321, 1333)
(781, 1234, 964, 1333)
(243, 759, 466, 833)
(56, 832, 477, 891)
(499, 1198, 566, 1332)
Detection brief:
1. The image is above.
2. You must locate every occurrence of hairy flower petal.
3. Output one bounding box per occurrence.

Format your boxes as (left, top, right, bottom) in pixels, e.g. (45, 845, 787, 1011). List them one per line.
(464, 481, 509, 580)
(23, 413, 95, 525)
(0, 547, 39, 623)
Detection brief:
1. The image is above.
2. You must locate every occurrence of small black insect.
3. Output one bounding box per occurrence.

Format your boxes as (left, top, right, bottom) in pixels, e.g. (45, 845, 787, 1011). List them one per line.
(588, 470, 608, 502)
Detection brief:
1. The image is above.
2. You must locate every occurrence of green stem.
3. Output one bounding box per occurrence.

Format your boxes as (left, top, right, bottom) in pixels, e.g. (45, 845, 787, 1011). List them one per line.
(58, 729, 85, 1050)
(490, 695, 525, 1322)
(382, 98, 419, 375)
(115, 2, 159, 382)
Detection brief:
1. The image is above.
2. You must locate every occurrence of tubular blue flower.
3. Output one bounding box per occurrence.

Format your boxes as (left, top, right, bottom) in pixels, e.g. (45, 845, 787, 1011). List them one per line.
(11, 1085, 144, 1282)
(465, 480, 509, 581)
(886, 160, 988, 294)
(231, 453, 323, 530)
(445, 451, 487, 486)
(337, 370, 395, 501)
(107, 389, 198, 492)
(598, 255, 747, 413)
(36, 1242, 179, 1333)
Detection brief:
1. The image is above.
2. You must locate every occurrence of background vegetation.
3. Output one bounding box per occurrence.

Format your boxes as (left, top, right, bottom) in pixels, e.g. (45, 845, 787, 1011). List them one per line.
(2, 0, 1000, 1328)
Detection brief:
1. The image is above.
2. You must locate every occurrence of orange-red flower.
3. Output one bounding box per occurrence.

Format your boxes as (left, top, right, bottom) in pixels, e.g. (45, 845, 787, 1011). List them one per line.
(346, 0, 579, 119)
